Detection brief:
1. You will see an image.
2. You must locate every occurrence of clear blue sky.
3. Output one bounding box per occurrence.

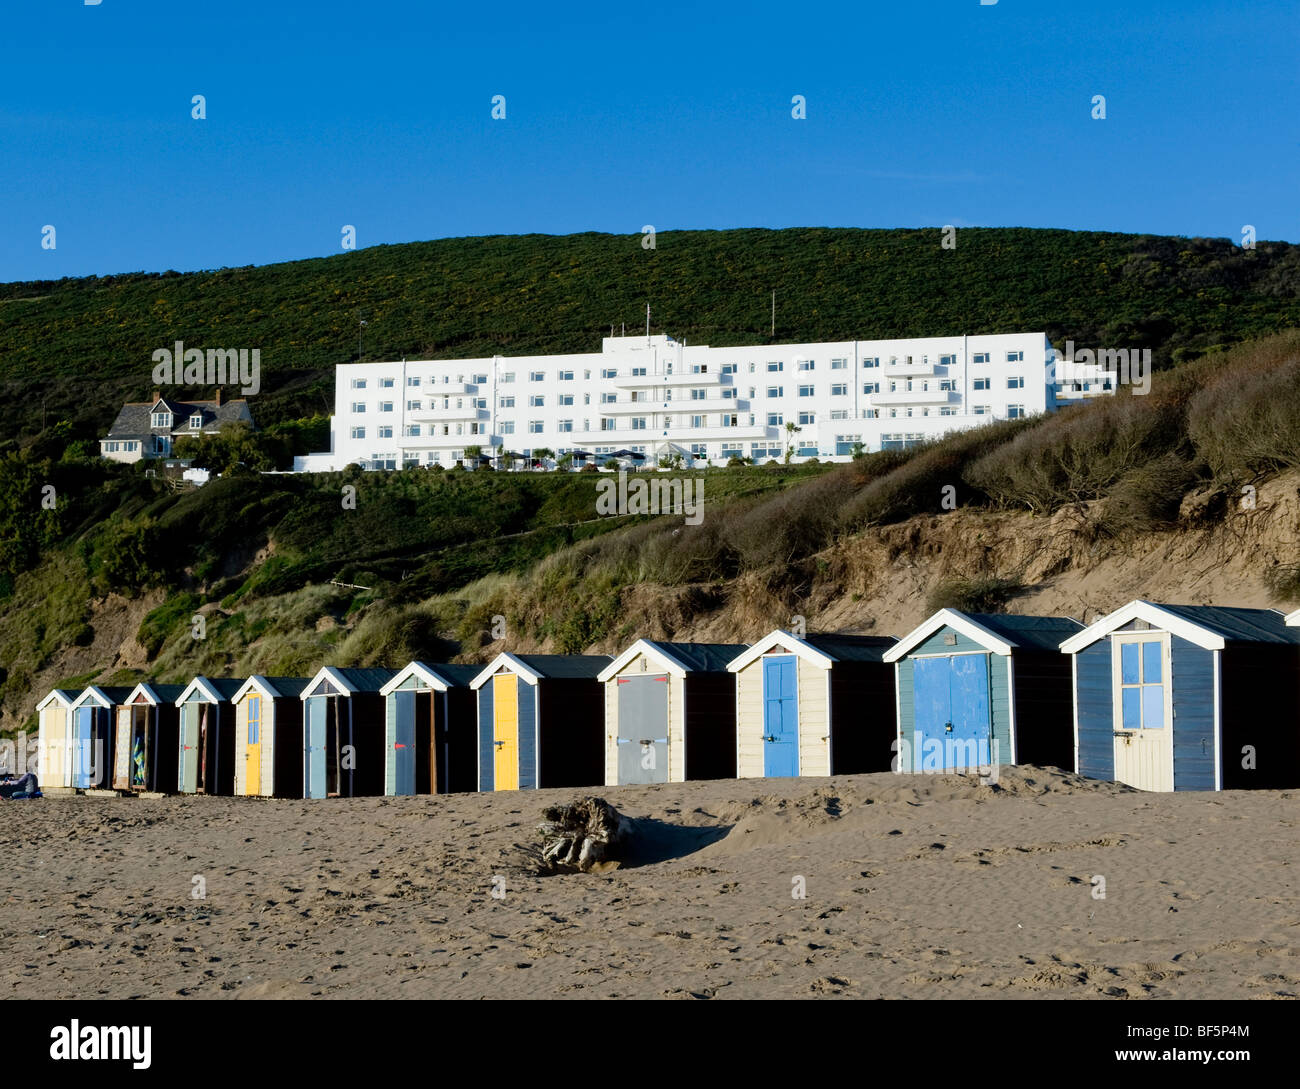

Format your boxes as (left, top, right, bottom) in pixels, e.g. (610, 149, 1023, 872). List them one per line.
(2, 0, 1296, 283)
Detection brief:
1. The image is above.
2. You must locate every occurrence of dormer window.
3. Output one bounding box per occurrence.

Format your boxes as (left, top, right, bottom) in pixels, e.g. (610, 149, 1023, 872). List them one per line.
(151, 411, 173, 428)
(190, 414, 204, 429)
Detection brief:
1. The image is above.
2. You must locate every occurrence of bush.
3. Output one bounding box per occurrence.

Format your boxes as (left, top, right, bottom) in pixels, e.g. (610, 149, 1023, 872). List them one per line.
(1187, 351, 1300, 481)
(925, 576, 1023, 614)
(1098, 452, 1201, 534)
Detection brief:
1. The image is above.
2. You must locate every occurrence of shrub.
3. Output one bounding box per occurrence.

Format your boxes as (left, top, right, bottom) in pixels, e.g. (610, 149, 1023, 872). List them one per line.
(1187, 353, 1300, 481)
(925, 576, 1023, 614)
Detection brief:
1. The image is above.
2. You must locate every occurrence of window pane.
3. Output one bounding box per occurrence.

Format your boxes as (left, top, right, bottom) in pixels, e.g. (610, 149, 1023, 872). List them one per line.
(1121, 687, 1141, 728)
(1120, 642, 1139, 685)
(1141, 684, 1164, 728)
(1142, 640, 1162, 684)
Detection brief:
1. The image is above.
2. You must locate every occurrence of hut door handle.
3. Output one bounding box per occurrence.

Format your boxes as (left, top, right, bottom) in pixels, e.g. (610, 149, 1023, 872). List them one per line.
(944, 722, 954, 734)
(763, 735, 776, 743)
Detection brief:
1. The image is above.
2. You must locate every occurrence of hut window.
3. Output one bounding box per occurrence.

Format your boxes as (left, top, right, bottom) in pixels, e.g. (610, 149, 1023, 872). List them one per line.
(1119, 640, 1164, 729)
(943, 632, 958, 645)
(248, 695, 261, 744)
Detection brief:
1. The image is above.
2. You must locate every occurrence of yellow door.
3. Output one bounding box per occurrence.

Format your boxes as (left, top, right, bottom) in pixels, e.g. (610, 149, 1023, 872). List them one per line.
(245, 694, 262, 796)
(493, 674, 519, 790)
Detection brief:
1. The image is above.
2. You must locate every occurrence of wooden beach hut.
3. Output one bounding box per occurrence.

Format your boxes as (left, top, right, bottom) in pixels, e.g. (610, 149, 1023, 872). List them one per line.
(299, 667, 396, 799)
(232, 676, 308, 798)
(380, 662, 480, 796)
(175, 677, 244, 795)
(470, 653, 611, 791)
(597, 640, 748, 785)
(1061, 601, 1300, 791)
(113, 683, 184, 793)
(69, 686, 133, 791)
(36, 689, 80, 789)
(883, 610, 1084, 773)
(727, 631, 897, 779)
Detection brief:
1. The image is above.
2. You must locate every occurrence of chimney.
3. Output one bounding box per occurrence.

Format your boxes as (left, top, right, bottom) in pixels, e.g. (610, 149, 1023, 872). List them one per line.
(152, 389, 160, 402)
(215, 388, 223, 407)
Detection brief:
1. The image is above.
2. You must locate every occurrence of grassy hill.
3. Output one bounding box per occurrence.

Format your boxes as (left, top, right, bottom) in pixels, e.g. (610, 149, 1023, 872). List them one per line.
(2, 227, 1299, 455)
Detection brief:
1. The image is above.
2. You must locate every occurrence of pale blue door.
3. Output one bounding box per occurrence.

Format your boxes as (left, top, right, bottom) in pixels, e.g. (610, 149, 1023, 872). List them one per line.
(914, 655, 991, 770)
(304, 698, 327, 799)
(393, 690, 416, 796)
(762, 657, 799, 777)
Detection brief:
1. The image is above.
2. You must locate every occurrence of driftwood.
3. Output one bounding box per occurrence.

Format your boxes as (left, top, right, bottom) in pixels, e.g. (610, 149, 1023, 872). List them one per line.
(535, 797, 633, 874)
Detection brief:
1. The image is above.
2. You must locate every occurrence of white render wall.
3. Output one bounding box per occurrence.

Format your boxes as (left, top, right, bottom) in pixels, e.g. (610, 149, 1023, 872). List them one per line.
(295, 331, 1094, 471)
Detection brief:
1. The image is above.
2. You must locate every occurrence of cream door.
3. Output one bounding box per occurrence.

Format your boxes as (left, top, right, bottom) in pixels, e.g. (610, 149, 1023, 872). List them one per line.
(1111, 634, 1174, 792)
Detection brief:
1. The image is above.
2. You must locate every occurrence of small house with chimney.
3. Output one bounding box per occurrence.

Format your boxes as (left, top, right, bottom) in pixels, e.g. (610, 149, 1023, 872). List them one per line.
(100, 390, 255, 464)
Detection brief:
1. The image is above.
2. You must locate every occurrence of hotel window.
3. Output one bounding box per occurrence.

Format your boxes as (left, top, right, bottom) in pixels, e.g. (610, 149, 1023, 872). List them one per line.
(722, 414, 738, 427)
(352, 402, 366, 413)
(378, 425, 393, 438)
(529, 395, 545, 407)
(797, 360, 815, 371)
(379, 401, 393, 412)
(767, 413, 784, 426)
(972, 352, 990, 364)
(691, 443, 707, 456)
(559, 370, 574, 381)
(767, 386, 784, 398)
(721, 363, 738, 374)
(406, 400, 421, 411)
(691, 388, 708, 400)
(501, 372, 515, 383)
(831, 383, 848, 396)
(602, 368, 617, 378)
(1007, 350, 1024, 362)
(1007, 404, 1026, 418)
(475, 397, 488, 408)
(351, 378, 367, 389)
(973, 405, 991, 415)
(798, 385, 815, 398)
(862, 357, 879, 368)
(350, 426, 365, 439)
(974, 377, 990, 391)
(408, 376, 421, 386)
(405, 424, 421, 437)
(767, 361, 783, 372)
(631, 417, 647, 430)
(690, 364, 708, 374)
(530, 371, 545, 382)
(799, 412, 815, 425)
(380, 377, 394, 388)
(500, 421, 515, 434)
(690, 415, 705, 428)
(722, 388, 737, 399)
(474, 374, 487, 384)
(1007, 376, 1025, 389)
(861, 409, 878, 419)
(601, 392, 617, 404)
(601, 418, 616, 431)
(558, 394, 575, 406)
(632, 367, 647, 376)
(830, 409, 850, 420)
(831, 358, 848, 370)
(939, 407, 958, 416)
(528, 420, 544, 434)
(558, 420, 574, 432)
(939, 354, 956, 366)
(500, 395, 515, 408)
(863, 382, 880, 394)
(939, 379, 956, 391)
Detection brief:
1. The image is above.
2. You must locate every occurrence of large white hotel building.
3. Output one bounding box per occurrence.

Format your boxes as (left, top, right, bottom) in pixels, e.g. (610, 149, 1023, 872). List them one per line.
(294, 331, 1111, 471)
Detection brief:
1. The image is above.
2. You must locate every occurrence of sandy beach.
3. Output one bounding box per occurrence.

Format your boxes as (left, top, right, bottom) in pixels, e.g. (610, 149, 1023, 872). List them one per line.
(2, 767, 1297, 999)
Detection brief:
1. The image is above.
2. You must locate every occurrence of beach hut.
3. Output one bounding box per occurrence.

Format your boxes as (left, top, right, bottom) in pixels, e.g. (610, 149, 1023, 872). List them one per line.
(727, 632, 898, 779)
(35, 689, 80, 789)
(1060, 601, 1300, 791)
(883, 610, 1084, 773)
(597, 640, 748, 785)
(379, 662, 480, 796)
(470, 653, 611, 791)
(113, 683, 184, 793)
(231, 676, 308, 798)
(68, 686, 133, 791)
(299, 667, 396, 799)
(175, 677, 244, 795)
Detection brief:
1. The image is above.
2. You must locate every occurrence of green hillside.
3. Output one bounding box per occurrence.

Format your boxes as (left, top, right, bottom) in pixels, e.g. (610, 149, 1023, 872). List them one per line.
(2, 227, 1299, 454)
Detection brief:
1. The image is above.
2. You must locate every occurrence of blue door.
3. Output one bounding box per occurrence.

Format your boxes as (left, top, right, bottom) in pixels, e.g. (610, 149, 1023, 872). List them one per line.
(72, 706, 94, 788)
(913, 654, 991, 771)
(392, 690, 416, 796)
(304, 697, 327, 799)
(762, 657, 799, 777)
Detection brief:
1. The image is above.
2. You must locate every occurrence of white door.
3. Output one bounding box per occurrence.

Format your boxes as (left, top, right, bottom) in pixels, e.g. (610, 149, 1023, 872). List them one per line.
(1111, 634, 1174, 791)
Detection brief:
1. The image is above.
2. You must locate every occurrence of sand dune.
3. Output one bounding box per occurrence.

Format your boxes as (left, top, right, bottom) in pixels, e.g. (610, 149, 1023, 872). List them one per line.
(2, 767, 1297, 999)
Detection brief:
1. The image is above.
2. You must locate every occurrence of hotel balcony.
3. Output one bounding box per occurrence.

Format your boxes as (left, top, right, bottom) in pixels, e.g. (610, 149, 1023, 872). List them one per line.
(612, 371, 725, 390)
(408, 404, 489, 422)
(420, 380, 475, 397)
(882, 359, 945, 378)
(870, 389, 960, 406)
(598, 396, 744, 415)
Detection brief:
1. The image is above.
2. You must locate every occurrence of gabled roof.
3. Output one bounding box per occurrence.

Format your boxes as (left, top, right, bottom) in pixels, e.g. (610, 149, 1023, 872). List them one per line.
(1284, 608, 1300, 627)
(727, 630, 896, 672)
(103, 397, 254, 442)
(379, 661, 480, 696)
(883, 609, 1084, 662)
(470, 652, 612, 690)
(175, 676, 246, 705)
(232, 675, 311, 702)
(72, 685, 136, 709)
(124, 682, 187, 706)
(36, 688, 81, 710)
(301, 666, 397, 699)
(597, 639, 750, 682)
(1060, 601, 1300, 654)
